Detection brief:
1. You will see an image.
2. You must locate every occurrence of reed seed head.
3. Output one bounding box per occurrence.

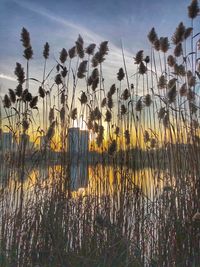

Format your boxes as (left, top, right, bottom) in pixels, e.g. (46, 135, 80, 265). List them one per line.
(158, 75, 167, 89)
(172, 22, 186, 45)
(92, 52, 104, 66)
(134, 50, 143, 64)
(8, 89, 16, 103)
(68, 46, 77, 59)
(124, 130, 130, 145)
(188, 0, 199, 19)
(60, 48, 68, 64)
(61, 67, 68, 78)
(153, 39, 160, 51)
(184, 27, 193, 39)
(38, 86, 45, 98)
(70, 108, 77, 120)
(55, 74, 62, 85)
(21, 27, 31, 48)
(91, 54, 99, 67)
(167, 55, 176, 67)
(174, 43, 183, 57)
(174, 64, 186, 76)
(144, 94, 152, 106)
(99, 41, 109, 56)
(23, 91, 32, 102)
(92, 77, 99, 91)
(29, 96, 38, 108)
(76, 35, 84, 58)
(136, 98, 143, 111)
(108, 140, 117, 156)
(94, 107, 102, 120)
(43, 42, 50, 59)
(139, 62, 147, 75)
(179, 83, 187, 96)
(167, 86, 177, 103)
(93, 122, 99, 133)
(144, 56, 150, 64)
(107, 96, 114, 109)
(85, 43, 96, 55)
(14, 63, 25, 84)
(121, 104, 127, 115)
(109, 84, 116, 96)
(117, 68, 125, 81)
(122, 89, 130, 100)
(15, 84, 23, 97)
(105, 110, 112, 122)
(101, 98, 107, 108)
(3, 94, 11, 108)
(23, 46, 33, 60)
(77, 60, 88, 79)
(148, 27, 158, 44)
(91, 68, 99, 81)
(56, 64, 60, 72)
(160, 37, 170, 53)
(79, 92, 87, 105)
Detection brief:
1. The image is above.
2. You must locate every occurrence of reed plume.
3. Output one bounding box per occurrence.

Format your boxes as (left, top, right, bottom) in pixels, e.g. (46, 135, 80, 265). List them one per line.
(77, 60, 88, 78)
(60, 48, 68, 63)
(85, 43, 96, 55)
(14, 63, 25, 84)
(188, 0, 199, 19)
(148, 27, 158, 44)
(43, 42, 50, 59)
(8, 89, 16, 103)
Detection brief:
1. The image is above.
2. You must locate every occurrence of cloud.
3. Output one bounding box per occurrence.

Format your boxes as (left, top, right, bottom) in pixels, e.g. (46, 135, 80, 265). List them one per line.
(13, 0, 133, 59)
(11, 0, 137, 91)
(0, 73, 16, 82)
(13, 0, 104, 43)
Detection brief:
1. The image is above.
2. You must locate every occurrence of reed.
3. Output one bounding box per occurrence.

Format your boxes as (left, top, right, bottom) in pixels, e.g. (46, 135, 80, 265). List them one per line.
(0, 0, 200, 266)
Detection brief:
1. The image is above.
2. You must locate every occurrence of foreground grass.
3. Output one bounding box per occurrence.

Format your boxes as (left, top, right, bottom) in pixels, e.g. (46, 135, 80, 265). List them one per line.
(0, 0, 200, 266)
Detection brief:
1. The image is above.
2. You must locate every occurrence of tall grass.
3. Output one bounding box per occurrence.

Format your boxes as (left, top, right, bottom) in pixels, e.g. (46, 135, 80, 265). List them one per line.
(0, 0, 200, 266)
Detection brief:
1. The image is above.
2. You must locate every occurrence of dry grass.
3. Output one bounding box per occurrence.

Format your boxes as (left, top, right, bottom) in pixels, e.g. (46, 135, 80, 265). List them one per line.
(0, 0, 200, 266)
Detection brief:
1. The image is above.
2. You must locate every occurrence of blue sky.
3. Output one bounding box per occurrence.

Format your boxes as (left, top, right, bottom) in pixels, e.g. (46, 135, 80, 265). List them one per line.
(0, 0, 193, 94)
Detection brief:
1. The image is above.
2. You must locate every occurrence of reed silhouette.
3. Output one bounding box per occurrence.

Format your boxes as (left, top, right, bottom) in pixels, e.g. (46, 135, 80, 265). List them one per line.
(0, 0, 200, 266)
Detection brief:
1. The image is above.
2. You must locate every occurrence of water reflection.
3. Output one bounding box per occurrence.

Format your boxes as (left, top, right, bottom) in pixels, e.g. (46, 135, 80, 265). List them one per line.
(70, 161, 88, 190)
(0, 161, 165, 200)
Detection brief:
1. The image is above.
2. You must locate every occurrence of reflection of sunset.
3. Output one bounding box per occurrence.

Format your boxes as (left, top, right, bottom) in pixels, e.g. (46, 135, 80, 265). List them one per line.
(1, 0, 200, 265)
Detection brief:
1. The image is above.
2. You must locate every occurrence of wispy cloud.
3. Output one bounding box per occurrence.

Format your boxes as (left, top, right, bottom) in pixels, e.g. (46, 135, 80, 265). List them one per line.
(13, 0, 133, 60)
(0, 73, 16, 82)
(13, 0, 106, 43)
(11, 0, 136, 89)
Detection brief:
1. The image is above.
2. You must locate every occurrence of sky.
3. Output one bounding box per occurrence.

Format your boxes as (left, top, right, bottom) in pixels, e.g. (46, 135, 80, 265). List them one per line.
(0, 0, 194, 96)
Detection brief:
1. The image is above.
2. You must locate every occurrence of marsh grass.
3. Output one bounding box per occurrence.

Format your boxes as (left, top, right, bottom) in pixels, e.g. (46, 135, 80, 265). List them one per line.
(0, 0, 200, 266)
